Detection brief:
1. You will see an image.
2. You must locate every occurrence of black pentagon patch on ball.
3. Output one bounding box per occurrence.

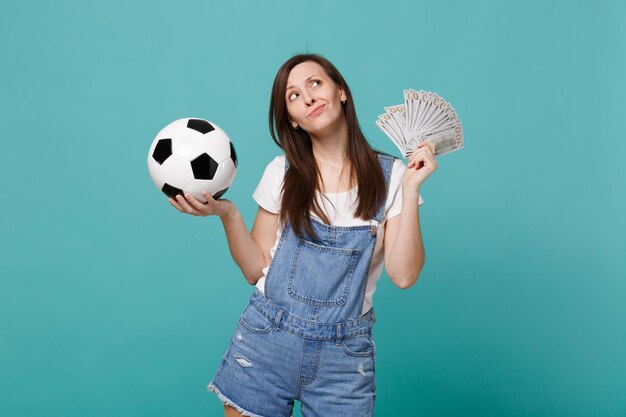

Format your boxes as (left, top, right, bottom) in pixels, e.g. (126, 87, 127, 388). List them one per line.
(230, 142, 238, 168)
(161, 183, 183, 198)
(213, 187, 229, 200)
(187, 119, 215, 134)
(191, 153, 218, 180)
(153, 138, 172, 165)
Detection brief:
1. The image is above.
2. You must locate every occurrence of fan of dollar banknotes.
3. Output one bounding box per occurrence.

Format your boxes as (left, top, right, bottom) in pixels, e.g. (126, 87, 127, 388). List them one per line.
(375, 89, 464, 158)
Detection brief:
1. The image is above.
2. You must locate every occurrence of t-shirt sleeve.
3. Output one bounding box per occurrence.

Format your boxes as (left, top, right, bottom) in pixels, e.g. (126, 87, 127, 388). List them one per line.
(252, 155, 284, 214)
(385, 158, 424, 220)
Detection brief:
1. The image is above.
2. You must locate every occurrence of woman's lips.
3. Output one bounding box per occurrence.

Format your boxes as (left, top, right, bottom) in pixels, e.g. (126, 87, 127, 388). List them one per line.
(308, 104, 326, 118)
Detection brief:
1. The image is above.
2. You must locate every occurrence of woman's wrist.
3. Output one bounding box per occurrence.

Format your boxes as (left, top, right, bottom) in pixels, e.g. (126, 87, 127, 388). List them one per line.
(219, 201, 238, 221)
(402, 186, 421, 202)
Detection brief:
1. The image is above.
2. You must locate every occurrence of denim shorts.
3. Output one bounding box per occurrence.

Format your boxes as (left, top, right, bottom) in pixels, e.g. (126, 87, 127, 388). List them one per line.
(207, 289, 377, 417)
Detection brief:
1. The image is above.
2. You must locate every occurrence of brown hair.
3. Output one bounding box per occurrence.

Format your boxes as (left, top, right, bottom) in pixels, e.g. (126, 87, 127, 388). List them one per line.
(269, 53, 388, 239)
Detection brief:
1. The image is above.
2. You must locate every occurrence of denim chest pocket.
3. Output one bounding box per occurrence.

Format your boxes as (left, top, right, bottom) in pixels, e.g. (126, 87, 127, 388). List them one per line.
(238, 304, 272, 334)
(288, 238, 360, 306)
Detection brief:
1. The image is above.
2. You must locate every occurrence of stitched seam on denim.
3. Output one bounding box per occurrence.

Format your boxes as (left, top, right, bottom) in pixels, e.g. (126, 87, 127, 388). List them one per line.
(374, 154, 394, 223)
(296, 337, 306, 392)
(239, 305, 273, 334)
(239, 318, 272, 334)
(213, 358, 227, 383)
(339, 253, 359, 304)
(340, 337, 375, 357)
(340, 346, 373, 357)
(359, 237, 379, 310)
(280, 326, 370, 341)
(309, 215, 376, 231)
(300, 341, 322, 387)
(250, 291, 374, 339)
(378, 154, 394, 220)
(264, 221, 289, 299)
(299, 238, 359, 255)
(287, 241, 359, 306)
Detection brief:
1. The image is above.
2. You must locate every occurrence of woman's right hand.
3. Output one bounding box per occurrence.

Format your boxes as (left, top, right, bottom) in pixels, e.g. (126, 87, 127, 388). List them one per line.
(168, 191, 234, 219)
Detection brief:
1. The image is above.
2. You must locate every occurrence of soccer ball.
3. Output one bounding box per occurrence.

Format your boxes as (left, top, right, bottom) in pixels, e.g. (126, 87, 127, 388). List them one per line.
(147, 118, 237, 203)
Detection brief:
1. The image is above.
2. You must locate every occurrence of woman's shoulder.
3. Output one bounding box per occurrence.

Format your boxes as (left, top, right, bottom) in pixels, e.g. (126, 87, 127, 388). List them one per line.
(253, 155, 287, 211)
(257, 154, 287, 186)
(259, 154, 286, 174)
(268, 154, 286, 168)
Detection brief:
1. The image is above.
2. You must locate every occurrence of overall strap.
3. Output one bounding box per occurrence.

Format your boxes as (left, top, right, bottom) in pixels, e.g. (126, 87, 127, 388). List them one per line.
(373, 153, 395, 223)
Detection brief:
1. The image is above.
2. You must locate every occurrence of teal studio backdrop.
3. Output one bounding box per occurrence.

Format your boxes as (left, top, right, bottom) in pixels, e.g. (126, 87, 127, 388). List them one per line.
(1, 0, 625, 416)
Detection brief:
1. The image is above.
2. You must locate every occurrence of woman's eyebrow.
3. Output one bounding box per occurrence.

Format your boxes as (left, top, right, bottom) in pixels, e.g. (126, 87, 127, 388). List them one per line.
(286, 75, 320, 91)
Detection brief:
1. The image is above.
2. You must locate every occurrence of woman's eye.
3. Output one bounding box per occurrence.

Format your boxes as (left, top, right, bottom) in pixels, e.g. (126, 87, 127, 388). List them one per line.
(288, 92, 298, 101)
(311, 80, 321, 87)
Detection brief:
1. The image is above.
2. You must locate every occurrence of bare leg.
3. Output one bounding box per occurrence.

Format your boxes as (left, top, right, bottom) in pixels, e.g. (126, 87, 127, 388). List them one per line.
(224, 404, 246, 417)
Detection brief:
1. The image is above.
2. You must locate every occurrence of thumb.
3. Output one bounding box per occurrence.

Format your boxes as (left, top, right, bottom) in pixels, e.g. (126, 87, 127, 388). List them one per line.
(202, 191, 215, 204)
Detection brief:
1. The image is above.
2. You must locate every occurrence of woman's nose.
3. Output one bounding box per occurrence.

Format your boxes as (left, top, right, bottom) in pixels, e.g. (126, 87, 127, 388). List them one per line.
(303, 94, 315, 105)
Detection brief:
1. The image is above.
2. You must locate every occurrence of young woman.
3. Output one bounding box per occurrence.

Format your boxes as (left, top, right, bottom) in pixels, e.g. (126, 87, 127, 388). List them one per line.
(168, 53, 437, 417)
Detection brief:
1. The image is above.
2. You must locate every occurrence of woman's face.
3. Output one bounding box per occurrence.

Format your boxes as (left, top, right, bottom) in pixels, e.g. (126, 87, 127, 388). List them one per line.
(285, 61, 346, 135)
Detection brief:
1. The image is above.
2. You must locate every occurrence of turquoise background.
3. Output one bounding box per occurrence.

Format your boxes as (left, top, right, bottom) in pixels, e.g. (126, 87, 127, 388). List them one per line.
(1, 0, 625, 415)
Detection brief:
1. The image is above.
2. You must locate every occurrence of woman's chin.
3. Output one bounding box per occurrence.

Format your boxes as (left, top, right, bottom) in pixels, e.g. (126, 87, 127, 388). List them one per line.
(304, 115, 343, 138)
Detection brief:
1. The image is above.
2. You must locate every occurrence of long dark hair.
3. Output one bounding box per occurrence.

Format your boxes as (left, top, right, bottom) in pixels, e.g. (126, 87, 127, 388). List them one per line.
(269, 53, 388, 239)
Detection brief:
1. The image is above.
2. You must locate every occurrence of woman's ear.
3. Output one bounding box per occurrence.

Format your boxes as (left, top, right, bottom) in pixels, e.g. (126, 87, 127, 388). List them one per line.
(340, 89, 347, 103)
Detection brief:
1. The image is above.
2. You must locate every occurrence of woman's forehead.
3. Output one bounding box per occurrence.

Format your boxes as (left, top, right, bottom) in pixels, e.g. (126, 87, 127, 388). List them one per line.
(287, 61, 326, 86)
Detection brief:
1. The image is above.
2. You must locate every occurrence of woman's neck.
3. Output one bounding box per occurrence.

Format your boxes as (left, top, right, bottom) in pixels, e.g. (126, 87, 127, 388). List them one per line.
(310, 119, 349, 167)
(310, 120, 355, 193)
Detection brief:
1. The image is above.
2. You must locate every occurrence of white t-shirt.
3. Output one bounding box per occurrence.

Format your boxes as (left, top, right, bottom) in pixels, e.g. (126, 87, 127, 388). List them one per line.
(252, 154, 424, 316)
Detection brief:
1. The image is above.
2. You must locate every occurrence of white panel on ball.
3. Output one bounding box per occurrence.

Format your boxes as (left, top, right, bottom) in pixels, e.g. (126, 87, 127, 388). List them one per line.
(183, 181, 220, 203)
(217, 158, 237, 188)
(170, 128, 206, 161)
(159, 154, 194, 189)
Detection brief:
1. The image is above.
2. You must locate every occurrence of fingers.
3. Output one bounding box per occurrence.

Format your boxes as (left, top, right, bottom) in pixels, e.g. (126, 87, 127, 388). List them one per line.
(168, 197, 184, 211)
(168, 191, 217, 216)
(408, 141, 437, 169)
(202, 191, 215, 203)
(174, 194, 200, 215)
(185, 193, 208, 211)
(408, 148, 438, 170)
(416, 140, 436, 157)
(408, 152, 426, 169)
(422, 140, 436, 156)
(408, 149, 430, 168)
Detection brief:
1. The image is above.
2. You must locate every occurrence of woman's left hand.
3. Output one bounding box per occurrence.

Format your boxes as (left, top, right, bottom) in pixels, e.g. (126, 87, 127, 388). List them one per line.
(403, 141, 437, 193)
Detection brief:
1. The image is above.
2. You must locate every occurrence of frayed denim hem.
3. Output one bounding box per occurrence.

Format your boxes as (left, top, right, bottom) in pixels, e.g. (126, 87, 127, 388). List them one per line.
(208, 382, 276, 417)
(207, 382, 295, 417)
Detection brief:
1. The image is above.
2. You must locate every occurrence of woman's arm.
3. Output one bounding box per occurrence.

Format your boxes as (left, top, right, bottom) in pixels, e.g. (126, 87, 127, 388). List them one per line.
(220, 204, 278, 285)
(383, 141, 437, 289)
(168, 192, 278, 285)
(384, 192, 425, 289)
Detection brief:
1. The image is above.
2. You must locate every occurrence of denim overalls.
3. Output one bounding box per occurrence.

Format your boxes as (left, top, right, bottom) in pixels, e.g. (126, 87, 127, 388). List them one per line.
(208, 153, 395, 417)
